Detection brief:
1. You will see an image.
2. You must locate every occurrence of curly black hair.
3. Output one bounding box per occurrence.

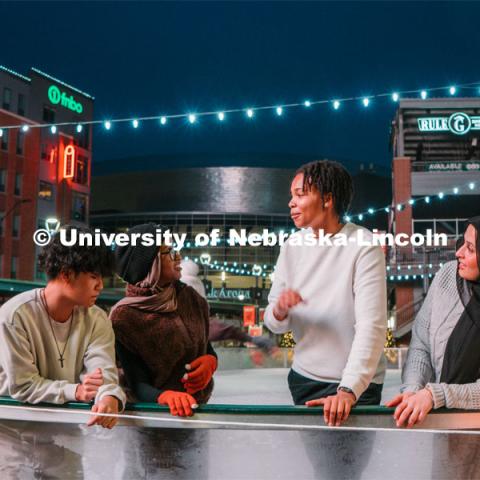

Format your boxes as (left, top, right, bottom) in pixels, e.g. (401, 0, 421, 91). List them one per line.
(295, 160, 354, 219)
(38, 225, 114, 280)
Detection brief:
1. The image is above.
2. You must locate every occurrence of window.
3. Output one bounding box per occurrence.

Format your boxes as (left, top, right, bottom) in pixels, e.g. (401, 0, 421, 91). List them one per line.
(0, 170, 6, 192)
(12, 215, 20, 237)
(11, 256, 17, 279)
(1, 129, 9, 151)
(38, 181, 54, 201)
(16, 131, 24, 155)
(72, 193, 87, 222)
(17, 93, 25, 116)
(14, 173, 22, 196)
(74, 155, 88, 185)
(42, 106, 56, 123)
(2, 88, 11, 110)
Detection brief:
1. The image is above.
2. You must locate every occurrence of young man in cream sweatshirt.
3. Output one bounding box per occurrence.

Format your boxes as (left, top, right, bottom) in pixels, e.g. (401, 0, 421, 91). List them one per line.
(265, 160, 387, 427)
(0, 226, 125, 428)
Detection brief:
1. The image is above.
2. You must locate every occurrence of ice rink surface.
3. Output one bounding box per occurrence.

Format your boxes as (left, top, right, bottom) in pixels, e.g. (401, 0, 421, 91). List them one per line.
(210, 368, 401, 405)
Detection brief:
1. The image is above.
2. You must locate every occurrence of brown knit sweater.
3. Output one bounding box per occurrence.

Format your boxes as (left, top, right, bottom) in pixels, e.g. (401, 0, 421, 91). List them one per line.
(111, 281, 214, 404)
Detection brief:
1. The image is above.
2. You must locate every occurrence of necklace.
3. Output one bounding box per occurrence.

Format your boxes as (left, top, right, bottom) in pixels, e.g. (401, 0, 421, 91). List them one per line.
(40, 289, 73, 368)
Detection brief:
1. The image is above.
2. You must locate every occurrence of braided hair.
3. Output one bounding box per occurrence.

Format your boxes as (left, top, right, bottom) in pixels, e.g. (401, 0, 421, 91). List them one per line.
(295, 160, 354, 219)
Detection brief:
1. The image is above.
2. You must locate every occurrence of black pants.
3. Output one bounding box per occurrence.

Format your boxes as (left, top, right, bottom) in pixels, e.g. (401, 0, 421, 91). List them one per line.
(288, 369, 383, 405)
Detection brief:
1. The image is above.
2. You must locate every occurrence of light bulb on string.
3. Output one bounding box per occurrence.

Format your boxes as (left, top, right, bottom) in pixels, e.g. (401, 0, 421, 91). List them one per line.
(362, 98, 370, 107)
(132, 119, 139, 129)
(76, 124, 83, 133)
(469, 183, 475, 190)
(246, 109, 254, 118)
(304, 100, 311, 107)
(453, 187, 459, 194)
(392, 92, 399, 102)
(425, 196, 430, 203)
(22, 125, 29, 132)
(438, 192, 444, 199)
(421, 90, 428, 100)
(188, 114, 197, 124)
(333, 100, 340, 110)
(449, 86, 457, 95)
(104, 121, 112, 130)
(160, 116, 167, 125)
(50, 126, 57, 134)
(276, 107, 283, 116)
(217, 112, 225, 121)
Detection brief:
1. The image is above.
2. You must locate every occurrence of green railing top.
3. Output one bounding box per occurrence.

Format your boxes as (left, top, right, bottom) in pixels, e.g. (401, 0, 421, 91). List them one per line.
(1, 396, 462, 416)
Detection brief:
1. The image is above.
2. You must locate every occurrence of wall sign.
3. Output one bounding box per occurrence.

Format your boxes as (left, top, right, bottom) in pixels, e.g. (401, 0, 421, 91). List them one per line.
(48, 85, 84, 114)
(417, 112, 480, 136)
(64, 145, 76, 178)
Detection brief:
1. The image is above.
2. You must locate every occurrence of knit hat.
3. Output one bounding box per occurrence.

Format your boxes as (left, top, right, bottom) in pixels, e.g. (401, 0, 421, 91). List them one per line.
(115, 223, 161, 284)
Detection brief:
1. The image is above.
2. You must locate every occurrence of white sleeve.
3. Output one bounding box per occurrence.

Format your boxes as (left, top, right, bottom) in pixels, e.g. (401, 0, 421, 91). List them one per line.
(340, 246, 387, 399)
(264, 243, 291, 334)
(0, 313, 78, 404)
(83, 309, 126, 410)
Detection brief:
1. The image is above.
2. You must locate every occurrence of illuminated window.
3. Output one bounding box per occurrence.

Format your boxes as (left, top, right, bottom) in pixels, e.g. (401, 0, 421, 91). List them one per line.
(14, 173, 22, 196)
(11, 256, 17, 279)
(38, 181, 54, 201)
(16, 131, 24, 156)
(1, 129, 9, 151)
(42, 106, 55, 123)
(17, 93, 25, 116)
(0, 170, 6, 192)
(2, 88, 11, 110)
(12, 215, 20, 237)
(72, 193, 87, 222)
(74, 155, 88, 185)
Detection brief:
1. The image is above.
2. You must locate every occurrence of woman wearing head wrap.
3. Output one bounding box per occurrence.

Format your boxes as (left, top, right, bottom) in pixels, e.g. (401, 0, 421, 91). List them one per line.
(386, 217, 480, 427)
(109, 223, 217, 417)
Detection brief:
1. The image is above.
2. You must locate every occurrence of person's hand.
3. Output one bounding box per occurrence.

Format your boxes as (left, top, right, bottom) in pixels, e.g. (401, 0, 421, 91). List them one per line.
(87, 395, 119, 429)
(391, 389, 433, 428)
(273, 290, 304, 321)
(158, 390, 198, 417)
(182, 354, 217, 394)
(76, 368, 103, 402)
(306, 390, 356, 426)
(384, 391, 415, 407)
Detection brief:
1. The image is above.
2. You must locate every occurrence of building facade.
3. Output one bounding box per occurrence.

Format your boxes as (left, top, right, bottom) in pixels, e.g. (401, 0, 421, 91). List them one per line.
(0, 65, 94, 280)
(391, 97, 480, 335)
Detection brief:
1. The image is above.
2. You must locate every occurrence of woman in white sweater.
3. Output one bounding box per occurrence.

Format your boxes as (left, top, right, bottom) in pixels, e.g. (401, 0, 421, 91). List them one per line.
(264, 160, 387, 427)
(386, 216, 480, 428)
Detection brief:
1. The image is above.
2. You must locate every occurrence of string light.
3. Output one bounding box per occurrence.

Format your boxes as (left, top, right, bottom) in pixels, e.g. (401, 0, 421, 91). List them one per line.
(343, 178, 477, 223)
(217, 112, 225, 121)
(50, 126, 57, 134)
(76, 124, 83, 133)
(188, 114, 196, 124)
(132, 119, 139, 129)
(22, 125, 29, 132)
(2, 80, 479, 133)
(0, 129, 3, 137)
(104, 121, 112, 130)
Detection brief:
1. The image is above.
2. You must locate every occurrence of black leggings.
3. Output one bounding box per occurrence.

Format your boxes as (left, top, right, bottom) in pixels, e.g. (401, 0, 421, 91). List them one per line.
(288, 369, 383, 405)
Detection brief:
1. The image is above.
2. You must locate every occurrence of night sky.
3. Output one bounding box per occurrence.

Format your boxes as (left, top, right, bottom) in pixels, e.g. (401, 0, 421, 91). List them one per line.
(2, 1, 480, 170)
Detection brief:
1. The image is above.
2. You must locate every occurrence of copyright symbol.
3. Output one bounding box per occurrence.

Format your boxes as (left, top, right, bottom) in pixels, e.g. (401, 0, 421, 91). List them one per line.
(33, 229, 51, 246)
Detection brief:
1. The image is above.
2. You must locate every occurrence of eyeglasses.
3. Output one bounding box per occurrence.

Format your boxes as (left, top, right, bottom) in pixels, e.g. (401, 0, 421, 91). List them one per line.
(161, 248, 180, 261)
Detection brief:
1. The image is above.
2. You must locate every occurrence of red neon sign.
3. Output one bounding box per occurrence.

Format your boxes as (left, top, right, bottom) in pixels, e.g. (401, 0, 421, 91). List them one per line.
(64, 145, 75, 178)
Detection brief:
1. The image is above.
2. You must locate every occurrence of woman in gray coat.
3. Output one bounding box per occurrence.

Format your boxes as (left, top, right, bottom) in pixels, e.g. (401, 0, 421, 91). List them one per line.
(386, 216, 480, 427)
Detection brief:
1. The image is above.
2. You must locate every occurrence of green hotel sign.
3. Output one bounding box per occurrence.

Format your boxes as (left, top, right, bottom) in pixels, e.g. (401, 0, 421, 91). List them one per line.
(48, 85, 83, 114)
(417, 112, 480, 136)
